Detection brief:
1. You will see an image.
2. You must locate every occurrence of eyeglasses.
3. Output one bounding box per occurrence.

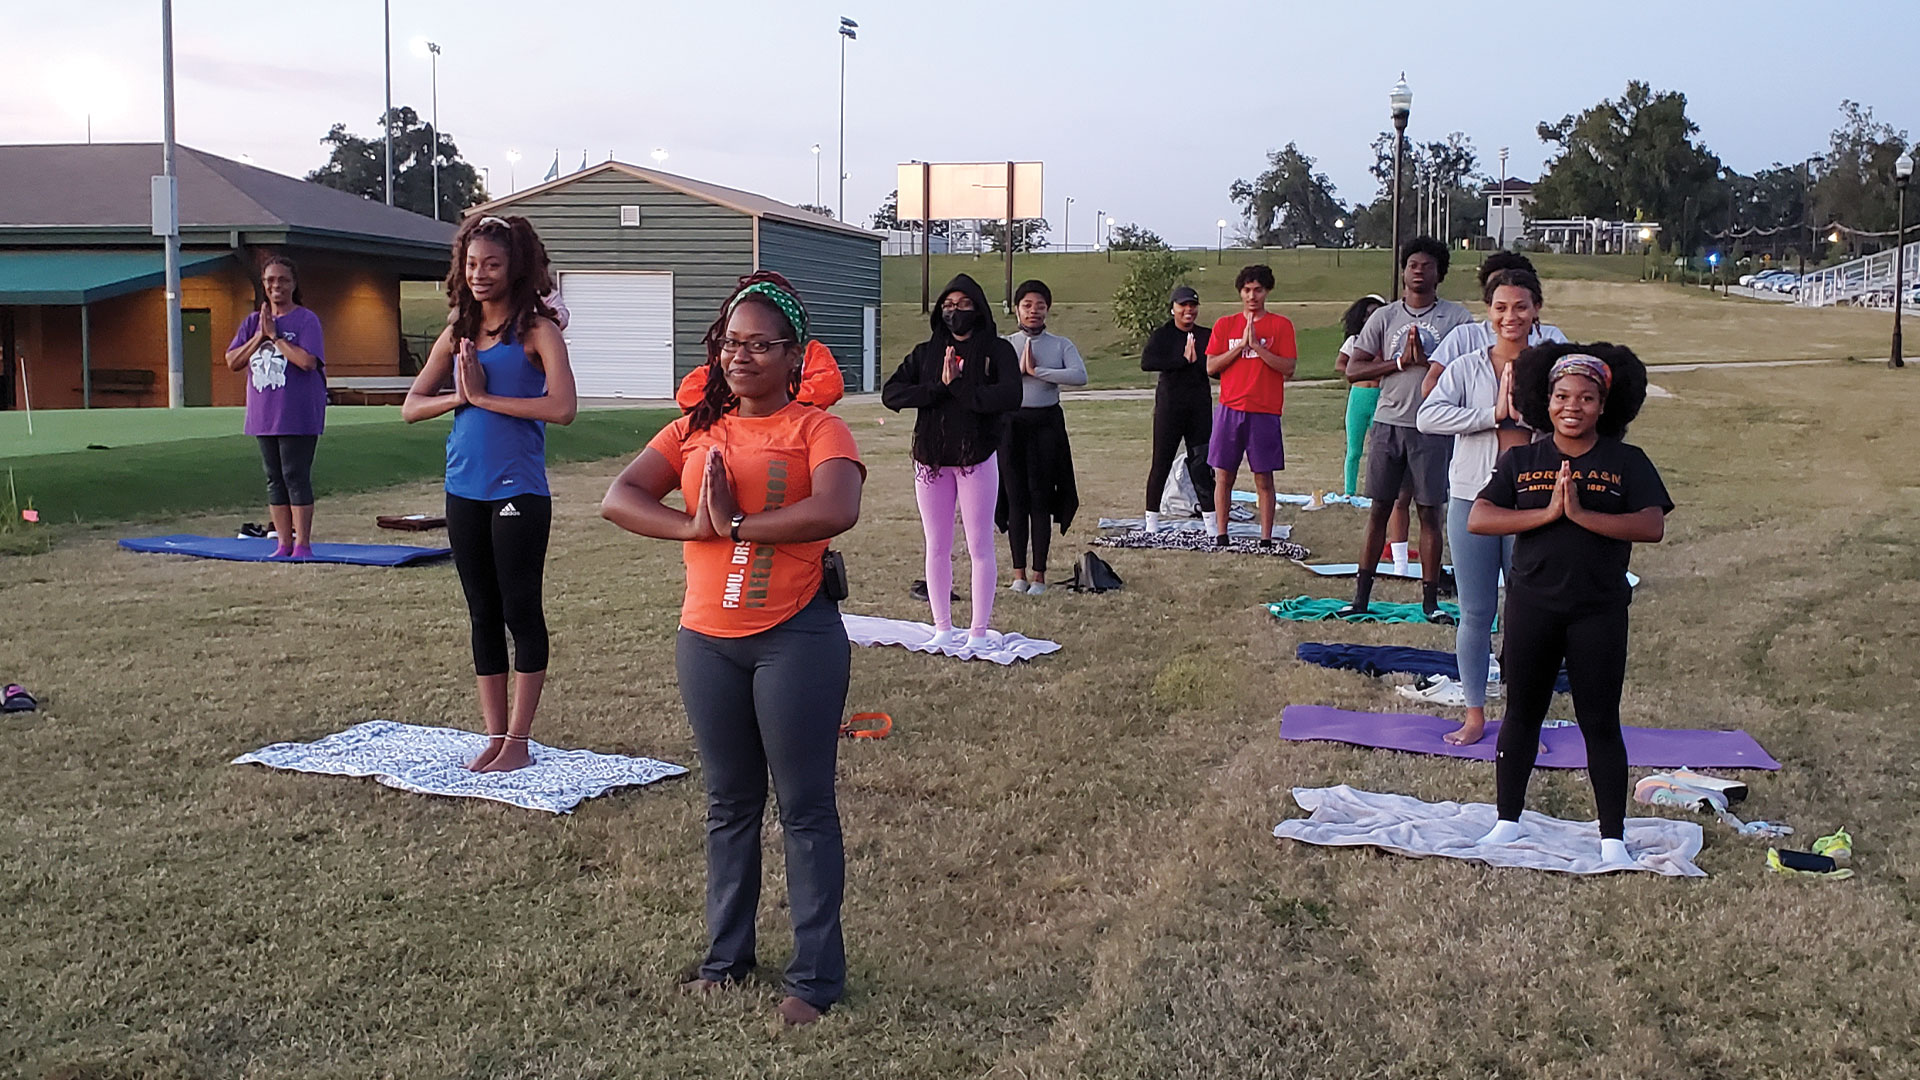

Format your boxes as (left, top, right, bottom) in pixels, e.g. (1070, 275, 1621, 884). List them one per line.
(718, 337, 794, 356)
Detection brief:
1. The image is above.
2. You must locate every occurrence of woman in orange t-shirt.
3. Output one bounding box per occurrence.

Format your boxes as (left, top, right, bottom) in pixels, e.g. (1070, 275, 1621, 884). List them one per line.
(601, 272, 864, 1028)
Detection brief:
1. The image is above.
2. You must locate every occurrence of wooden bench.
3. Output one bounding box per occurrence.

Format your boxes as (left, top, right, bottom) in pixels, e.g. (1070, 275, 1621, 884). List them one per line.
(79, 368, 158, 398)
(327, 376, 415, 406)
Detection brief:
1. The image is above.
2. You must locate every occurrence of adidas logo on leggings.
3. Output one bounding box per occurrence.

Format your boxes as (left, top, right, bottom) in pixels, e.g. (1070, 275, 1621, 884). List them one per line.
(498, 502, 520, 518)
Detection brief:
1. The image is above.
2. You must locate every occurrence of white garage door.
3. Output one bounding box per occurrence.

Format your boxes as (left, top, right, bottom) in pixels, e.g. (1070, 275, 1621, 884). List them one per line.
(558, 271, 675, 398)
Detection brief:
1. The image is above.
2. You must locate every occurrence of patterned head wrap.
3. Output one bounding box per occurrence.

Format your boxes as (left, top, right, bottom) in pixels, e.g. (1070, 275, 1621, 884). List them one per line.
(1549, 353, 1612, 395)
(729, 282, 809, 344)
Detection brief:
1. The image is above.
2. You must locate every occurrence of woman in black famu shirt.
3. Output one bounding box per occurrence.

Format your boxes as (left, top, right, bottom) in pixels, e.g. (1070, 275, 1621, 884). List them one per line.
(1468, 342, 1671, 871)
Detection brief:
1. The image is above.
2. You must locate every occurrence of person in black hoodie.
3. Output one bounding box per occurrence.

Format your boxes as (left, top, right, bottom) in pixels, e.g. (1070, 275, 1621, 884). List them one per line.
(882, 274, 1023, 647)
(1140, 285, 1216, 534)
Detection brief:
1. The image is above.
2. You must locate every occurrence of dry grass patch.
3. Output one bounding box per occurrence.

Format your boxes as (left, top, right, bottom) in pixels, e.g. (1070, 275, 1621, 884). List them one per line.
(4, 365, 1920, 1077)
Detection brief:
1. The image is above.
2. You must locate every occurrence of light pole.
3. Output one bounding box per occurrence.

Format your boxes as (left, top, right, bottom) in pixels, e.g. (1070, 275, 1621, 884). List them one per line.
(811, 144, 822, 207)
(1064, 196, 1073, 254)
(1801, 154, 1826, 277)
(160, 0, 184, 408)
(838, 17, 857, 222)
(1891, 150, 1912, 369)
(651, 147, 669, 167)
(1496, 146, 1509, 250)
(1217, 218, 1227, 264)
(1106, 216, 1116, 263)
(1388, 74, 1412, 300)
(1640, 226, 1653, 280)
(382, 0, 394, 206)
(506, 148, 520, 193)
(414, 39, 441, 220)
(1094, 209, 1103, 256)
(1334, 217, 1346, 266)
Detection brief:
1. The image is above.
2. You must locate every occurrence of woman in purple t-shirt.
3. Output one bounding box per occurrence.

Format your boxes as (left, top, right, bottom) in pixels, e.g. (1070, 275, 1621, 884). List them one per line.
(225, 256, 327, 558)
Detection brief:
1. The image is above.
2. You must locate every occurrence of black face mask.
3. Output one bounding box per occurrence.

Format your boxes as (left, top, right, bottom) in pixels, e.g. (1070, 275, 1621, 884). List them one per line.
(942, 308, 976, 335)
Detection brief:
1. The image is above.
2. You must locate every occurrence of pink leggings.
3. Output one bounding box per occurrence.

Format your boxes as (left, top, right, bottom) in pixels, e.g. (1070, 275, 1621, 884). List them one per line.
(913, 456, 999, 634)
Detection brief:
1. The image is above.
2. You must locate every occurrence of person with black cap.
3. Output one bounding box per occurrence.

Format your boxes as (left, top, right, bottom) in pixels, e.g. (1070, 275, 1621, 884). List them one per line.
(998, 279, 1086, 595)
(1140, 285, 1217, 535)
(883, 274, 1023, 646)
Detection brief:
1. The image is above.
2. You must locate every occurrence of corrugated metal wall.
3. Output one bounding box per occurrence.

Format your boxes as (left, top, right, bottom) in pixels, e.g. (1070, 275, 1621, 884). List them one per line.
(506, 171, 752, 380)
(757, 218, 883, 391)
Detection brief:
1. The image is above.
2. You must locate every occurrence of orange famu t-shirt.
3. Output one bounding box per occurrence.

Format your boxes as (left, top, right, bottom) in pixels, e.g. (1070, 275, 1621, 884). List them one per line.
(1206, 311, 1296, 415)
(645, 402, 864, 638)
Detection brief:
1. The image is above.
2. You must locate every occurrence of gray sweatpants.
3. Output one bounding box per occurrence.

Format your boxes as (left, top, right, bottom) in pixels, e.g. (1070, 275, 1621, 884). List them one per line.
(674, 590, 849, 1010)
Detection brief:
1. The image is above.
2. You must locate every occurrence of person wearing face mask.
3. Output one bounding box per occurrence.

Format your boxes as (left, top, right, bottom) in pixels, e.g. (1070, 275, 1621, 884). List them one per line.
(996, 280, 1086, 595)
(1140, 285, 1217, 534)
(882, 274, 1022, 646)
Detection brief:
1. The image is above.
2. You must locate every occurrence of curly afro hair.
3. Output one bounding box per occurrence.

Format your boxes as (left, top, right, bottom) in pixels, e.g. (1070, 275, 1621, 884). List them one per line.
(1476, 250, 1537, 292)
(1399, 235, 1451, 281)
(1512, 341, 1648, 438)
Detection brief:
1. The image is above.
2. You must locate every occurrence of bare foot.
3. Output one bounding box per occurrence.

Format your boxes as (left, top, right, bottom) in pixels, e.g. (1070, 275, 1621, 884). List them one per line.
(467, 735, 505, 771)
(479, 736, 533, 772)
(776, 996, 824, 1026)
(1444, 716, 1487, 746)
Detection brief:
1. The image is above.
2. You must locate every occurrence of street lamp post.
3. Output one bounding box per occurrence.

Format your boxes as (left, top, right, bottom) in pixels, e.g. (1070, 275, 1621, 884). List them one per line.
(382, 0, 394, 206)
(1640, 226, 1653, 281)
(414, 39, 442, 220)
(651, 148, 669, 167)
(1892, 150, 1912, 369)
(1496, 147, 1509, 250)
(1064, 196, 1073, 254)
(1093, 209, 1103, 256)
(1106, 216, 1116, 263)
(1216, 218, 1226, 264)
(505, 148, 520, 193)
(1334, 217, 1345, 267)
(160, 0, 184, 408)
(1801, 154, 1826, 278)
(811, 144, 822, 207)
(1388, 74, 1412, 300)
(837, 17, 857, 222)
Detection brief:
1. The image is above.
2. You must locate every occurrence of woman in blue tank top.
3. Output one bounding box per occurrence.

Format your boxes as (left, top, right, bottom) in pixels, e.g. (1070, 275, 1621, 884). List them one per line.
(403, 214, 578, 772)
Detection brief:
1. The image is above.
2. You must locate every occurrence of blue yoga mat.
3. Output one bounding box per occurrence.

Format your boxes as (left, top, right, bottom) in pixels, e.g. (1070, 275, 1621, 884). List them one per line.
(120, 535, 452, 566)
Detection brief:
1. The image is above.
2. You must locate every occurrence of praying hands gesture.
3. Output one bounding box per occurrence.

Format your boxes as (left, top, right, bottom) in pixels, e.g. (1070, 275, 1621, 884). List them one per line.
(453, 338, 484, 406)
(1183, 332, 1197, 364)
(1400, 325, 1428, 369)
(1020, 337, 1038, 376)
(701, 448, 739, 539)
(1495, 361, 1516, 423)
(941, 345, 962, 385)
(259, 304, 278, 343)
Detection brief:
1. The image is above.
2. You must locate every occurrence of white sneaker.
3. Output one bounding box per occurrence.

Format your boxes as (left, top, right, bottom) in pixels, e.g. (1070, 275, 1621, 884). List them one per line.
(1143, 511, 1162, 533)
(1006, 579, 1031, 594)
(1396, 675, 1468, 708)
(931, 628, 968, 650)
(1201, 510, 1219, 534)
(1026, 581, 1047, 596)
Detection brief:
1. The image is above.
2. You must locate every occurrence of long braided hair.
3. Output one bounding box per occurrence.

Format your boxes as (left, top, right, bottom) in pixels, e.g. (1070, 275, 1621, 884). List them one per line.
(687, 271, 809, 433)
(445, 214, 557, 344)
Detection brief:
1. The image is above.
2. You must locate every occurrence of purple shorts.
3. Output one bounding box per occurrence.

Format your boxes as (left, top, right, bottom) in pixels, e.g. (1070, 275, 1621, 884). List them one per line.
(1208, 405, 1285, 473)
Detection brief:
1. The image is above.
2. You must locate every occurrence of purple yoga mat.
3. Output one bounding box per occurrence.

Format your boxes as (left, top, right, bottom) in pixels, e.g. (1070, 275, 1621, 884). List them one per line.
(1280, 705, 1781, 770)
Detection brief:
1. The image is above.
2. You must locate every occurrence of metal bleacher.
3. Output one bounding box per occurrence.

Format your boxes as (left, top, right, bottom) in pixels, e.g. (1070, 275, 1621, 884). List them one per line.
(1797, 239, 1920, 308)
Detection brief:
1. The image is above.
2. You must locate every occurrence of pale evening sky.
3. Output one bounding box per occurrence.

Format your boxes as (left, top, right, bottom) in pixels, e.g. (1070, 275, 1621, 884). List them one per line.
(3, 0, 1913, 247)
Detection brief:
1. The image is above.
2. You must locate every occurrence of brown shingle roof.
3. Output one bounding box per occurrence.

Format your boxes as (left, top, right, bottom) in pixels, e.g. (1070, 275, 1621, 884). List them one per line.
(0, 143, 454, 248)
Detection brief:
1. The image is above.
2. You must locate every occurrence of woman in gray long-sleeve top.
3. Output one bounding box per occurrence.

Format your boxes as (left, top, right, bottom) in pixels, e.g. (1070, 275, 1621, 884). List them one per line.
(998, 280, 1087, 595)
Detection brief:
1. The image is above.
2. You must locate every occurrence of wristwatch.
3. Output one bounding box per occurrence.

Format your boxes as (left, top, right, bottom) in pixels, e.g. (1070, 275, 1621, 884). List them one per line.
(730, 512, 746, 543)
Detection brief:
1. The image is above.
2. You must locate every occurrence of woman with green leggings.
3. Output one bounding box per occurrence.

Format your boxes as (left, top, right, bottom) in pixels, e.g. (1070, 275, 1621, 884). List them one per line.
(1336, 295, 1386, 496)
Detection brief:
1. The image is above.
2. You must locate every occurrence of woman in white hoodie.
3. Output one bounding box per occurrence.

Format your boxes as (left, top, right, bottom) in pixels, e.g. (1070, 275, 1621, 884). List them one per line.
(1415, 267, 1544, 746)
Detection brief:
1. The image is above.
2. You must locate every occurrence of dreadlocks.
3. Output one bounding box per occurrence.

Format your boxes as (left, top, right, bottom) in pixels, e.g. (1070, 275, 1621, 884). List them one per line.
(687, 271, 810, 433)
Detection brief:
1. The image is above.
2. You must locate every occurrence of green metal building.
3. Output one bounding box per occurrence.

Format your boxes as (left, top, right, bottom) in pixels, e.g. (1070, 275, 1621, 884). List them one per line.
(471, 162, 882, 398)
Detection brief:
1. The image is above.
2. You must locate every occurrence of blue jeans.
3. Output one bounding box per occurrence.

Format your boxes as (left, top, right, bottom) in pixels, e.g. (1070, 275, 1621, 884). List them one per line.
(1448, 496, 1512, 708)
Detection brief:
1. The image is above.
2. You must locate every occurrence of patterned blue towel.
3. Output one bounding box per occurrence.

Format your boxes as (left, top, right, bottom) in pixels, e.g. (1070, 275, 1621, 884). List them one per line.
(233, 719, 688, 814)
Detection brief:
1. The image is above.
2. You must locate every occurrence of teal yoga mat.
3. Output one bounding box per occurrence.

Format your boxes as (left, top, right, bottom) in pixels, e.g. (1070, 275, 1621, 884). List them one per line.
(1269, 596, 1465, 624)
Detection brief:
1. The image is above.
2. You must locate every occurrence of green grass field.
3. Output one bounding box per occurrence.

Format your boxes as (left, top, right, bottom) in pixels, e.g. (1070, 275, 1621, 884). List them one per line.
(5, 357, 1920, 1077)
(1, 408, 675, 527)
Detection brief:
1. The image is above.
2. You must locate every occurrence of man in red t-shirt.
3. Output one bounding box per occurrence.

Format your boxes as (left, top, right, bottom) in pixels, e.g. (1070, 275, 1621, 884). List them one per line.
(1204, 264, 1296, 546)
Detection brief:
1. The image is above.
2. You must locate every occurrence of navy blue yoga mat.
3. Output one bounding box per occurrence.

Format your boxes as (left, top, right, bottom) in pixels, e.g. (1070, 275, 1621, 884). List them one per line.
(120, 535, 451, 566)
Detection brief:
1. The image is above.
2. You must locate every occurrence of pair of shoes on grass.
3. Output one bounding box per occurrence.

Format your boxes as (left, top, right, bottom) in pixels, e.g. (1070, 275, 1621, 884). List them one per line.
(679, 972, 826, 1026)
(1006, 579, 1048, 596)
(909, 580, 961, 603)
(1395, 675, 1501, 709)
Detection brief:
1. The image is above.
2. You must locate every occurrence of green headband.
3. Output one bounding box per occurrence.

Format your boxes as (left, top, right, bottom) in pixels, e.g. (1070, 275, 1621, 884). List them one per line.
(730, 282, 809, 344)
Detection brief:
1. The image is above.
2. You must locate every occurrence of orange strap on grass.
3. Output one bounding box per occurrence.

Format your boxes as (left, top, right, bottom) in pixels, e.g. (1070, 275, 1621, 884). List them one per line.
(841, 712, 892, 739)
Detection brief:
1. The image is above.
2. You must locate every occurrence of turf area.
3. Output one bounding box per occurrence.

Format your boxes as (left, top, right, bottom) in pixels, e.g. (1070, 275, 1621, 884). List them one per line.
(3, 355, 1918, 1077)
(0, 406, 399, 459)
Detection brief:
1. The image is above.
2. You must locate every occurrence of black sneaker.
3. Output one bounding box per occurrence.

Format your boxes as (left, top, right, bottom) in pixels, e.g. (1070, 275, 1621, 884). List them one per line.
(1437, 568, 1458, 598)
(1214, 535, 1231, 548)
(239, 522, 269, 538)
(909, 580, 960, 602)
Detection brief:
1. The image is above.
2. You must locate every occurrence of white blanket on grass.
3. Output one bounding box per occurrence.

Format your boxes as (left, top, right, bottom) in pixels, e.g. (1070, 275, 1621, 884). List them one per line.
(842, 613, 1060, 665)
(1234, 490, 1373, 509)
(1272, 784, 1706, 877)
(1097, 516, 1289, 540)
(233, 719, 688, 814)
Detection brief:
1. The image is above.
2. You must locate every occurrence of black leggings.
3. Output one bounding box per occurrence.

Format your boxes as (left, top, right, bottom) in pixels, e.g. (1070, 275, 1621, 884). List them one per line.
(1495, 596, 1631, 839)
(258, 435, 318, 505)
(446, 492, 551, 676)
(1145, 391, 1213, 513)
(1003, 405, 1066, 573)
